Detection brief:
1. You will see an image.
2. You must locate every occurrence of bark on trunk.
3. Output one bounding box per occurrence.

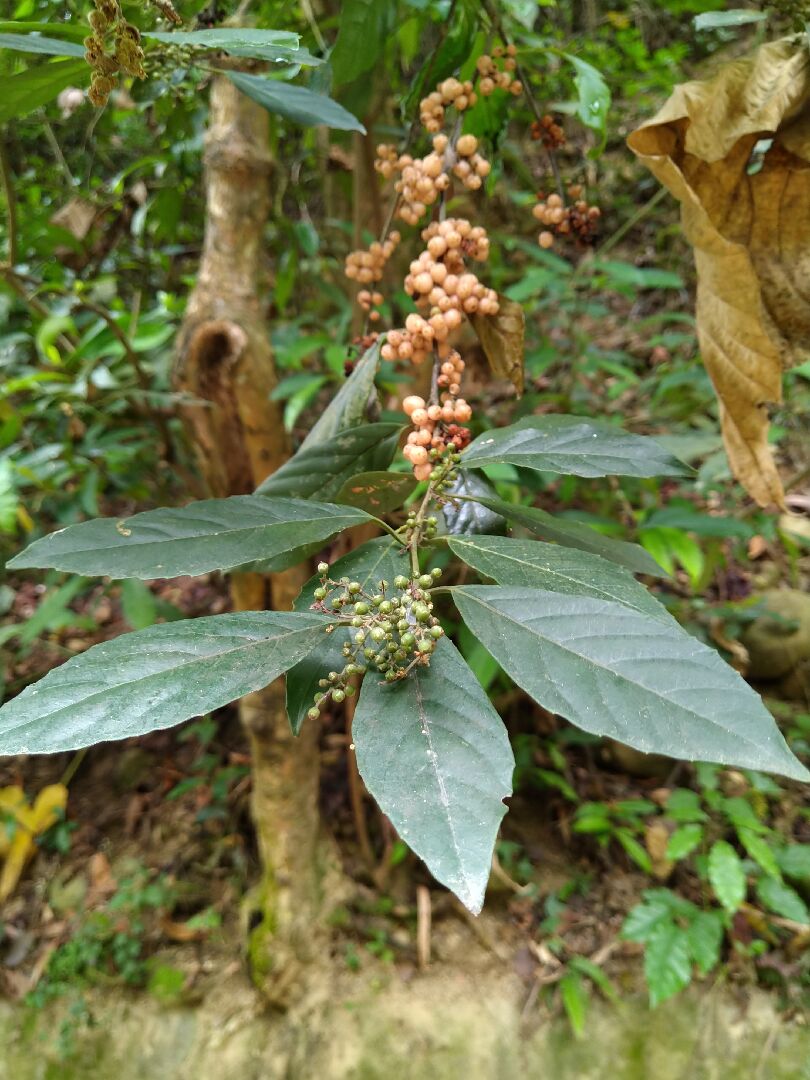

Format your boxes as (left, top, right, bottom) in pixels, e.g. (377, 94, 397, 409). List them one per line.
(174, 75, 321, 1005)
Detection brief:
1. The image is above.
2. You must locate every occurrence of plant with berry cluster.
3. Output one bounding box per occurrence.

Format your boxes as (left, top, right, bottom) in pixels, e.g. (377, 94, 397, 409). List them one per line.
(0, 39, 806, 917)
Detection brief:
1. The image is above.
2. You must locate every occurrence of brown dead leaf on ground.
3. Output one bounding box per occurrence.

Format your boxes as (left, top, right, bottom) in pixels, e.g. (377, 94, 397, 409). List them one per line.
(629, 39, 810, 508)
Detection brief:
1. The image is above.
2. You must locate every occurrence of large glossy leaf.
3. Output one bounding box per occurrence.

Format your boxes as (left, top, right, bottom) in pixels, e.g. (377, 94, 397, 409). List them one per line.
(0, 611, 335, 755)
(562, 53, 611, 153)
(286, 537, 408, 734)
(330, 0, 387, 85)
(226, 71, 365, 133)
(255, 423, 401, 501)
(8, 496, 369, 579)
(471, 496, 666, 577)
(0, 59, 89, 124)
(0, 33, 84, 56)
(447, 535, 672, 623)
(334, 471, 417, 515)
(462, 415, 690, 478)
(144, 28, 321, 66)
(301, 340, 381, 449)
(353, 637, 514, 913)
(442, 471, 506, 536)
(452, 586, 810, 782)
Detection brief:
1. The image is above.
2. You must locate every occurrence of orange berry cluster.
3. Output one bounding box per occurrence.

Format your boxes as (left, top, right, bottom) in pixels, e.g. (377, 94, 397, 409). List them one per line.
(533, 186, 601, 248)
(419, 77, 478, 133)
(345, 232, 401, 319)
(401, 387, 472, 481)
(531, 113, 566, 150)
(476, 46, 523, 97)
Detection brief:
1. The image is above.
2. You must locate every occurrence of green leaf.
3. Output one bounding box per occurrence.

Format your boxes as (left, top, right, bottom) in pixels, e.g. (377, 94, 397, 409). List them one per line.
(471, 497, 667, 577)
(694, 10, 768, 29)
(685, 910, 724, 976)
(776, 844, 810, 883)
(447, 535, 672, 623)
(286, 537, 407, 734)
(255, 423, 401, 501)
(664, 788, 707, 823)
(225, 71, 365, 133)
(568, 955, 619, 1002)
(615, 828, 653, 873)
(0, 611, 335, 755)
(144, 29, 321, 66)
(334, 471, 417, 515)
(120, 579, 158, 631)
(461, 416, 689, 478)
(330, 0, 387, 85)
(559, 972, 588, 1038)
(451, 587, 809, 782)
(665, 823, 703, 861)
(301, 340, 381, 448)
(352, 638, 514, 914)
(737, 828, 781, 879)
(0, 22, 87, 40)
(0, 59, 89, 124)
(0, 33, 84, 57)
(622, 893, 676, 942)
(755, 876, 810, 924)
(442, 472, 506, 536)
(708, 840, 747, 914)
(644, 920, 692, 1006)
(561, 54, 610, 153)
(8, 495, 370, 579)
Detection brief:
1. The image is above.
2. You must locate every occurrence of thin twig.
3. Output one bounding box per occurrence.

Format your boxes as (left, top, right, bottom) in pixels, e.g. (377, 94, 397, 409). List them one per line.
(41, 117, 75, 187)
(416, 884, 432, 969)
(0, 134, 18, 266)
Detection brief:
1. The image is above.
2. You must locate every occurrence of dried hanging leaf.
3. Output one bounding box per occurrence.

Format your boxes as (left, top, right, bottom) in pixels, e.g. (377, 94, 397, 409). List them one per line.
(628, 40, 810, 508)
(0, 784, 68, 902)
(470, 298, 525, 396)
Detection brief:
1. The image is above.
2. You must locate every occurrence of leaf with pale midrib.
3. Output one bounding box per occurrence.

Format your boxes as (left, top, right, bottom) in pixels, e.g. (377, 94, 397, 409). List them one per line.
(448, 535, 672, 623)
(0, 611, 335, 755)
(8, 495, 369, 579)
(353, 638, 514, 913)
(452, 586, 809, 782)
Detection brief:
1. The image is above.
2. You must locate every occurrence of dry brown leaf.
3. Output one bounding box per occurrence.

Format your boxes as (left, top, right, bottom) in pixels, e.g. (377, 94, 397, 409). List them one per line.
(644, 820, 674, 881)
(629, 40, 810, 508)
(470, 298, 525, 396)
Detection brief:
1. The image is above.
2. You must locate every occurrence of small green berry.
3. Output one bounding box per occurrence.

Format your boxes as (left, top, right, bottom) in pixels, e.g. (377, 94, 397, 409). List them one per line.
(307, 707, 320, 720)
(379, 600, 393, 614)
(371, 594, 384, 607)
(364, 648, 376, 660)
(354, 602, 369, 616)
(345, 684, 356, 697)
(418, 574, 433, 589)
(394, 575, 409, 590)
(413, 602, 431, 623)
(348, 581, 361, 594)
(370, 627, 386, 643)
(317, 562, 329, 574)
(385, 670, 398, 682)
(331, 596, 344, 609)
(430, 625, 444, 639)
(417, 639, 434, 654)
(355, 630, 366, 644)
(400, 631, 416, 648)
(332, 689, 346, 704)
(431, 567, 442, 579)
(314, 586, 327, 600)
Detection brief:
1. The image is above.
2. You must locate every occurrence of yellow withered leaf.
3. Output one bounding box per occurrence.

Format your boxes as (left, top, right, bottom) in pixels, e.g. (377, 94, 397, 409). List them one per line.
(628, 39, 810, 508)
(0, 783, 68, 903)
(471, 297, 525, 396)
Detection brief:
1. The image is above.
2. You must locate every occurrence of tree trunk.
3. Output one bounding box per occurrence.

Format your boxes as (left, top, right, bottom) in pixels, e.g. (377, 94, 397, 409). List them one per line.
(174, 75, 322, 1005)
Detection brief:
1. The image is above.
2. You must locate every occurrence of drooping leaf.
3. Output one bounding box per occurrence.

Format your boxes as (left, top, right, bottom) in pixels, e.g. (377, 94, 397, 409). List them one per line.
(452, 586, 809, 782)
(0, 59, 89, 124)
(447, 535, 672, 622)
(0, 612, 336, 755)
(471, 496, 667, 577)
(144, 28, 322, 66)
(0, 33, 84, 57)
(286, 537, 408, 734)
(694, 9, 768, 29)
(756, 875, 810, 924)
(629, 40, 810, 507)
(335, 471, 417, 515)
(665, 823, 704, 861)
(469, 299, 525, 395)
(352, 637, 514, 914)
(559, 972, 588, 1038)
(442, 471, 506, 536)
(225, 71, 365, 133)
(330, 0, 388, 85)
(255, 423, 401, 502)
(643, 920, 693, 1006)
(461, 415, 690, 478)
(685, 910, 724, 975)
(562, 53, 610, 154)
(708, 840, 747, 914)
(737, 827, 781, 879)
(8, 495, 370, 579)
(301, 340, 381, 448)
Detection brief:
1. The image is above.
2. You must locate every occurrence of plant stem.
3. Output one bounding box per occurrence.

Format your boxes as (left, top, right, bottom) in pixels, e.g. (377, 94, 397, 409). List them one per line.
(0, 134, 18, 267)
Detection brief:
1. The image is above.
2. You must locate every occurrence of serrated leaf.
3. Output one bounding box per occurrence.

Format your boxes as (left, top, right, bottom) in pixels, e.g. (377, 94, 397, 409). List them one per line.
(756, 876, 810, 924)
(301, 341, 381, 448)
(9, 496, 370, 579)
(708, 840, 747, 914)
(225, 71, 365, 133)
(452, 587, 809, 782)
(0, 612, 335, 755)
(469, 299, 525, 395)
(0, 33, 84, 57)
(442, 472, 506, 536)
(330, 0, 387, 85)
(447, 535, 671, 622)
(286, 537, 408, 734)
(334, 471, 417, 515)
(462, 415, 690, 478)
(737, 828, 781, 879)
(685, 910, 724, 975)
(352, 638, 514, 913)
(644, 920, 693, 1006)
(0, 59, 89, 124)
(256, 423, 401, 501)
(665, 823, 704, 861)
(471, 497, 664, 577)
(777, 844, 810, 882)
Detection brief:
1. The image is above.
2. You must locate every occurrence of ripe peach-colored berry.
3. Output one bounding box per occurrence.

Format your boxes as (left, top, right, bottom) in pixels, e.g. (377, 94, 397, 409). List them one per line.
(456, 134, 478, 157)
(414, 463, 433, 481)
(409, 445, 429, 466)
(402, 395, 425, 416)
(539, 231, 554, 248)
(410, 407, 428, 426)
